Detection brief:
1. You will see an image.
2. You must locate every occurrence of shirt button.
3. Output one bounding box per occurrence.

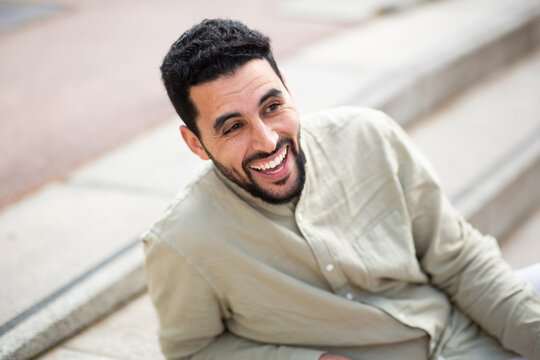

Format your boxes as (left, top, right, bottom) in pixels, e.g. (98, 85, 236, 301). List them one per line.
(297, 213, 304, 221)
(346, 293, 354, 300)
(325, 264, 334, 272)
(397, 313, 406, 321)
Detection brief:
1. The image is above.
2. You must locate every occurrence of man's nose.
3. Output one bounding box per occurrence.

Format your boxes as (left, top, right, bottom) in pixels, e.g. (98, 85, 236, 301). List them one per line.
(250, 118, 278, 153)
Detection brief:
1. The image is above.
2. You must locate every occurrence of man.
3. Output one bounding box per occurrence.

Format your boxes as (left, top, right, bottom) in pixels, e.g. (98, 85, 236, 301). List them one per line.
(142, 19, 540, 359)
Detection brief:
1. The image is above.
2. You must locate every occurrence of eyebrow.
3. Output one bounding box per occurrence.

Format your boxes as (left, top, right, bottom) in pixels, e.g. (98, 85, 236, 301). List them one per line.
(212, 88, 284, 133)
(213, 112, 241, 133)
(259, 88, 283, 106)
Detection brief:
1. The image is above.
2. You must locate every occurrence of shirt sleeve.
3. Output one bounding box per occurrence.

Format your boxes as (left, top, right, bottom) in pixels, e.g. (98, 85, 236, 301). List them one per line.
(141, 231, 326, 360)
(376, 111, 540, 359)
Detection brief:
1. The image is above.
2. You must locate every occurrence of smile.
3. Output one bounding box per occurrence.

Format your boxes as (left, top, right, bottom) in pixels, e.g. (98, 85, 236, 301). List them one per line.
(249, 146, 288, 174)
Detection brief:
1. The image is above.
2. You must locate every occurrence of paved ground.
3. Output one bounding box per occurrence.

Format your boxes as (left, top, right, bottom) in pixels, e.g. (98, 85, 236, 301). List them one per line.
(0, 0, 351, 209)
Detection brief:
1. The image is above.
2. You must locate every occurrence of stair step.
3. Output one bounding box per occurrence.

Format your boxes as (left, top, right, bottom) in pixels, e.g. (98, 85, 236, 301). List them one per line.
(408, 47, 540, 238)
(283, 0, 540, 126)
(500, 206, 540, 269)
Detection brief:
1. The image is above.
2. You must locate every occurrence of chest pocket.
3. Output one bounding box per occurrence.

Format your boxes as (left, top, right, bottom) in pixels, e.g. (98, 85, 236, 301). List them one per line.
(353, 209, 427, 292)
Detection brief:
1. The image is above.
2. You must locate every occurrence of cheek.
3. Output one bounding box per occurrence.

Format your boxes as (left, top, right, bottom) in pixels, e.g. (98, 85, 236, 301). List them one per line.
(219, 139, 250, 168)
(274, 113, 299, 135)
(284, 118, 300, 139)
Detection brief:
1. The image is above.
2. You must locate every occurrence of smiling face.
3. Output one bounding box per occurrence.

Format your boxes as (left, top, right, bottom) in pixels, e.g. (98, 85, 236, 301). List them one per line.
(180, 59, 306, 204)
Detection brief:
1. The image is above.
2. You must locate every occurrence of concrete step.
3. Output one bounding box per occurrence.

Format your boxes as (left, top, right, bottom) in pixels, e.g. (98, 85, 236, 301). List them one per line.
(39, 293, 161, 360)
(408, 46, 540, 239)
(283, 0, 540, 126)
(1, 0, 539, 358)
(275, 0, 425, 23)
(500, 206, 540, 270)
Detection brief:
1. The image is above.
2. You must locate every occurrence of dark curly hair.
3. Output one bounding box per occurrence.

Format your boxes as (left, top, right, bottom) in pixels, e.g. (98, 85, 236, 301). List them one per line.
(161, 19, 284, 138)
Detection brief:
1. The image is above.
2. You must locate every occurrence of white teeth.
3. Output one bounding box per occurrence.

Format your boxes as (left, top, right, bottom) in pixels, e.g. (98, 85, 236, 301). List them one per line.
(250, 147, 288, 171)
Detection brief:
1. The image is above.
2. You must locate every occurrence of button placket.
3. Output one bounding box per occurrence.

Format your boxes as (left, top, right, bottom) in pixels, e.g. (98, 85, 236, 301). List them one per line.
(325, 264, 334, 272)
(296, 208, 347, 291)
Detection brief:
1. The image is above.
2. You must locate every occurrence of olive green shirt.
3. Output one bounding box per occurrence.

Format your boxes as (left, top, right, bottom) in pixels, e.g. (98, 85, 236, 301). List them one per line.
(142, 107, 540, 359)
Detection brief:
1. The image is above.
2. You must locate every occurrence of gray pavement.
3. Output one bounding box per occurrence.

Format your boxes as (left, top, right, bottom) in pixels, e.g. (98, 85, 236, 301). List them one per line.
(1, 0, 540, 358)
(0, 2, 60, 33)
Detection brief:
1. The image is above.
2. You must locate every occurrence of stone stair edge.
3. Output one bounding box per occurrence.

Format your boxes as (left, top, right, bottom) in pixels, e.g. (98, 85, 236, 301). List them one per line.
(342, 0, 540, 126)
(0, 243, 147, 360)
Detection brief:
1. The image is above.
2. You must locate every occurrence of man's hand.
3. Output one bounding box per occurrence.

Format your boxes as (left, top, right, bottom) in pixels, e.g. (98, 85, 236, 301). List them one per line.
(319, 354, 353, 360)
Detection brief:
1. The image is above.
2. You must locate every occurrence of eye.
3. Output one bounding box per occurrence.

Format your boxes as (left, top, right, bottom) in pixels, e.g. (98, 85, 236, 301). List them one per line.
(267, 102, 281, 113)
(223, 122, 242, 135)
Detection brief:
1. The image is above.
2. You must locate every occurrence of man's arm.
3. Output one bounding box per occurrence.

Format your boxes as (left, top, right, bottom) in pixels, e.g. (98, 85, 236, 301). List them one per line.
(142, 231, 326, 360)
(377, 111, 540, 358)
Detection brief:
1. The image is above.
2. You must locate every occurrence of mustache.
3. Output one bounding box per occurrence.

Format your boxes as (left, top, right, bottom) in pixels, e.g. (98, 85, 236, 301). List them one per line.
(242, 137, 294, 169)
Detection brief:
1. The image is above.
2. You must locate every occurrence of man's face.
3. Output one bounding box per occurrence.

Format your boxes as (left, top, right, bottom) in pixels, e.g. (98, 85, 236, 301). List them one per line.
(182, 59, 305, 204)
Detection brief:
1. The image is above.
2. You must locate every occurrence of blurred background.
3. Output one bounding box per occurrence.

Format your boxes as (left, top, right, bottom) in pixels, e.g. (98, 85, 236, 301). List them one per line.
(0, 0, 356, 209)
(1, 0, 539, 359)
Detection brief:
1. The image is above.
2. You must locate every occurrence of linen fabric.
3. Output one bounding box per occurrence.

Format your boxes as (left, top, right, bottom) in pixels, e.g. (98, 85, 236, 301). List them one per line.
(142, 107, 540, 359)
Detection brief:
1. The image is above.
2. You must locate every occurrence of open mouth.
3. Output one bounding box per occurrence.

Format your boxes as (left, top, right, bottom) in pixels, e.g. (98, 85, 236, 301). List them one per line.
(249, 146, 288, 175)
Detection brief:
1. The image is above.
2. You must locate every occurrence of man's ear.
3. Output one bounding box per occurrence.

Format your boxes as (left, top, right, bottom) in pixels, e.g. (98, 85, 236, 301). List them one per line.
(180, 125, 210, 160)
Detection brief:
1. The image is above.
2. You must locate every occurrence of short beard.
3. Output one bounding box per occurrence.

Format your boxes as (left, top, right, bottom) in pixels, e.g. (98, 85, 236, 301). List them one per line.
(205, 137, 306, 204)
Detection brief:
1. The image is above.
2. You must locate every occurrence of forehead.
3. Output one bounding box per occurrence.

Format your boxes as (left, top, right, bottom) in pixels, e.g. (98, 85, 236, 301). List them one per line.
(189, 59, 284, 120)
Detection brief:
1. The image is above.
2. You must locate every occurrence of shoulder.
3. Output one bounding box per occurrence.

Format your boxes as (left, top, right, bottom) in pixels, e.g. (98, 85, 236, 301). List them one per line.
(140, 163, 236, 259)
(300, 106, 402, 156)
(301, 106, 393, 127)
(301, 106, 398, 142)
